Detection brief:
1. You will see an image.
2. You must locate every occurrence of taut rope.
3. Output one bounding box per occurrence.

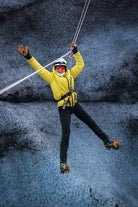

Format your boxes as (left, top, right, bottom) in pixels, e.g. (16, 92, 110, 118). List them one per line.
(72, 0, 91, 43)
(68, 0, 91, 91)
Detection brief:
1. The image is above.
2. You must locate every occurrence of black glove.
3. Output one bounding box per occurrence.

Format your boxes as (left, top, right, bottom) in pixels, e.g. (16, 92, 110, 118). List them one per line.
(71, 42, 78, 54)
(18, 45, 32, 60)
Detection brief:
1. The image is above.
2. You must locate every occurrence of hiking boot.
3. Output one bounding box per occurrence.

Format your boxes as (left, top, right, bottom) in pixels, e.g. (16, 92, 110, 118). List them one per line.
(60, 162, 70, 173)
(104, 140, 120, 150)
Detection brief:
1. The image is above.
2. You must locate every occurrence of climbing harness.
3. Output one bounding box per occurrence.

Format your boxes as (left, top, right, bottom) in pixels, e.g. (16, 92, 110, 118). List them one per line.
(0, 0, 91, 95)
(62, 90, 74, 110)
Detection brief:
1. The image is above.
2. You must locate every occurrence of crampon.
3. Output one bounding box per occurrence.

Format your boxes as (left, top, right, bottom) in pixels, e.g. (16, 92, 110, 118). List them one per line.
(60, 163, 70, 174)
(104, 140, 123, 150)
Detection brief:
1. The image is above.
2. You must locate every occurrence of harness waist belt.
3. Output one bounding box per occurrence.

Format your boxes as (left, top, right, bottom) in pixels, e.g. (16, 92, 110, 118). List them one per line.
(58, 90, 74, 102)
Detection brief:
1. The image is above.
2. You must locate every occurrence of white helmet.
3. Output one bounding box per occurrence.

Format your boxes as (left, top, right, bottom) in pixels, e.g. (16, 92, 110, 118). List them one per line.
(54, 57, 67, 69)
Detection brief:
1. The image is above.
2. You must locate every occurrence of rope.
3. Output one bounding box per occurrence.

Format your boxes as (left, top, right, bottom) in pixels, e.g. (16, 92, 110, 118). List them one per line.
(72, 0, 91, 43)
(68, 50, 73, 91)
(0, 51, 69, 95)
(68, 0, 91, 92)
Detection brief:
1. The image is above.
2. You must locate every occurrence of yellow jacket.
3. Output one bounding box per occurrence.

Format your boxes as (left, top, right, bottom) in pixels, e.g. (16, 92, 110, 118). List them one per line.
(27, 51, 85, 107)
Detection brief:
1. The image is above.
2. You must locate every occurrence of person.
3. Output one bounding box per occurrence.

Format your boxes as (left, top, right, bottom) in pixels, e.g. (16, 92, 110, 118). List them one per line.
(18, 43, 120, 173)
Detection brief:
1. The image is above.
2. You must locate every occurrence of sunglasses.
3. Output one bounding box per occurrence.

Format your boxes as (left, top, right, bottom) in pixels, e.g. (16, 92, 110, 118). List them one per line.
(55, 65, 66, 70)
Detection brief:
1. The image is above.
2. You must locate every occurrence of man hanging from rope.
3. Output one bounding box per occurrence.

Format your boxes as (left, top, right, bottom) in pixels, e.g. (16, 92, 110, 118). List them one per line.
(18, 43, 120, 174)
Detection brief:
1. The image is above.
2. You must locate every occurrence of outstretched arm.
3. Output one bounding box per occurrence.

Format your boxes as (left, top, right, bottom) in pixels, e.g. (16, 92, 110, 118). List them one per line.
(70, 43, 85, 79)
(18, 45, 52, 84)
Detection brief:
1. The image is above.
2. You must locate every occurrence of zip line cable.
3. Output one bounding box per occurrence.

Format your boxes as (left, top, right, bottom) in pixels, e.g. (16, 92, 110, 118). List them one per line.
(0, 0, 91, 95)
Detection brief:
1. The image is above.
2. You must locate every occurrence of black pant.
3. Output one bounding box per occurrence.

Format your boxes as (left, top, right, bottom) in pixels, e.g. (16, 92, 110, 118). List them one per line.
(58, 102, 109, 163)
